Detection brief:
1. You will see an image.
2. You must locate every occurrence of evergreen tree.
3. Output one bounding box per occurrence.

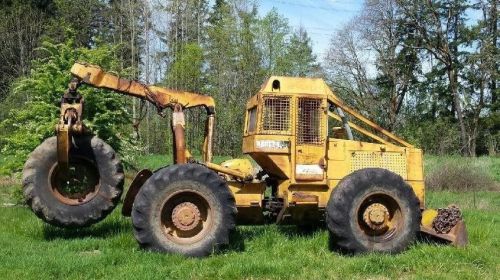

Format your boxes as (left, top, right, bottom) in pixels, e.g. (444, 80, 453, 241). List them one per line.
(259, 8, 290, 75)
(0, 0, 54, 101)
(277, 26, 318, 77)
(205, 0, 242, 155)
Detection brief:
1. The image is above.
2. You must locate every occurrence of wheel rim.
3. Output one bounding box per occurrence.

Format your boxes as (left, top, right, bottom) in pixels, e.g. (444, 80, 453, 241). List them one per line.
(49, 156, 100, 205)
(160, 190, 213, 245)
(356, 192, 403, 241)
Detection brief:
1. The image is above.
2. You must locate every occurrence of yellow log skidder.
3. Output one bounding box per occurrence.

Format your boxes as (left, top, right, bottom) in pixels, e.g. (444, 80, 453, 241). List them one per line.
(22, 63, 468, 257)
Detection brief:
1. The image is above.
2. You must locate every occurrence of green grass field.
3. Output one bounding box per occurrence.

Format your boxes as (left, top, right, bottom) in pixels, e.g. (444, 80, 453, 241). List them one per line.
(0, 156, 499, 279)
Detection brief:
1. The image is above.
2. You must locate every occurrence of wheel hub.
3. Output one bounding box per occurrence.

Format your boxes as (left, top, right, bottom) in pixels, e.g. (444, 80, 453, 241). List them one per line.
(363, 203, 389, 230)
(171, 202, 201, 231)
(50, 158, 100, 205)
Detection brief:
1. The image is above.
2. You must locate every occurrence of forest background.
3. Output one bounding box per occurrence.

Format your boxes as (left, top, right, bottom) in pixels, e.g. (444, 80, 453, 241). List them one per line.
(0, 0, 498, 173)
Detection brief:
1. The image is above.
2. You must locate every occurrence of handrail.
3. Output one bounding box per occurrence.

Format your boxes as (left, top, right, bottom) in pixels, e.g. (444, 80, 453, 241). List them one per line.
(326, 90, 413, 148)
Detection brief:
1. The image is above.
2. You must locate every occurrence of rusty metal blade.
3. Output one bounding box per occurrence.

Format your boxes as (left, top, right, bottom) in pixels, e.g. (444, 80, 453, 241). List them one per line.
(449, 220, 468, 247)
(419, 220, 468, 247)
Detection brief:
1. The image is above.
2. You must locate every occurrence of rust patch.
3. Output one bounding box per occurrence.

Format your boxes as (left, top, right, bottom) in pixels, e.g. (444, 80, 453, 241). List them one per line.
(292, 192, 318, 203)
(171, 202, 201, 231)
(420, 220, 468, 247)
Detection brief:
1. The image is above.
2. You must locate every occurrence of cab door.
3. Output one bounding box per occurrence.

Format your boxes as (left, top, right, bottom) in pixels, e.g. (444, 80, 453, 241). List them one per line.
(295, 96, 328, 181)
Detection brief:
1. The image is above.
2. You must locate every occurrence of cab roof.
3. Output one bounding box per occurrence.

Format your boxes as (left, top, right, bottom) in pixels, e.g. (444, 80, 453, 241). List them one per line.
(259, 76, 330, 96)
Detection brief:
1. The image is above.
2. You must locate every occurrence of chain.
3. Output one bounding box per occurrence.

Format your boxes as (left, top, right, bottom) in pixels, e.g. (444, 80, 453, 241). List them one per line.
(432, 205, 462, 234)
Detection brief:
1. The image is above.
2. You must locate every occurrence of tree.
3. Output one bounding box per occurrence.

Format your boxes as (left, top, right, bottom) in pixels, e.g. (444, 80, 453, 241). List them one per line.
(277, 26, 318, 77)
(0, 0, 53, 102)
(205, 0, 246, 155)
(259, 8, 290, 75)
(165, 44, 204, 92)
(157, 0, 209, 80)
(325, 19, 375, 118)
(397, 0, 472, 155)
(156, 0, 210, 153)
(235, 2, 265, 99)
(325, 0, 420, 130)
(478, 0, 499, 155)
(164, 43, 206, 151)
(363, 0, 420, 130)
(44, 0, 109, 47)
(0, 39, 132, 171)
(203, 0, 265, 155)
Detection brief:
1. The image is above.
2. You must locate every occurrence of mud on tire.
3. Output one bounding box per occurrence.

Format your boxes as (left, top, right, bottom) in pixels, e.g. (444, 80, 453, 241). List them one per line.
(326, 168, 421, 254)
(131, 164, 236, 257)
(22, 135, 124, 228)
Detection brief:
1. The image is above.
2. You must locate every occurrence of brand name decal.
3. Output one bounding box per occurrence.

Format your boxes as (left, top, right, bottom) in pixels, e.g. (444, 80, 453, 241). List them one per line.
(296, 164, 324, 175)
(256, 140, 290, 150)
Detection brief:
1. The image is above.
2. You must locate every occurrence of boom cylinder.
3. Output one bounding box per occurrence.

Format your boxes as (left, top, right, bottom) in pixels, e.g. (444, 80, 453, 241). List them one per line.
(203, 115, 215, 163)
(172, 104, 187, 164)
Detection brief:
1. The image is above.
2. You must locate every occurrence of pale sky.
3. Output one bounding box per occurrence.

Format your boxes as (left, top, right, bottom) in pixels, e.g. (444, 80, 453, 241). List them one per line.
(258, 0, 364, 57)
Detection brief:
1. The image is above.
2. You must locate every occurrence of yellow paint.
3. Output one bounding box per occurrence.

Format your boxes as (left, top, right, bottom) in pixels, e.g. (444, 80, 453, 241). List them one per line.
(288, 184, 330, 208)
(204, 162, 249, 180)
(220, 158, 253, 176)
(227, 181, 266, 207)
(408, 181, 425, 208)
(185, 149, 192, 159)
(68, 64, 428, 226)
(421, 209, 438, 228)
(225, 76, 425, 221)
(71, 62, 215, 110)
(243, 134, 292, 179)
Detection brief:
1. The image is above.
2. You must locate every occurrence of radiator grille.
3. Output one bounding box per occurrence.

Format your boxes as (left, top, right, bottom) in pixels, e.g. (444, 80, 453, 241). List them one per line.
(261, 96, 291, 134)
(350, 152, 407, 178)
(297, 98, 324, 145)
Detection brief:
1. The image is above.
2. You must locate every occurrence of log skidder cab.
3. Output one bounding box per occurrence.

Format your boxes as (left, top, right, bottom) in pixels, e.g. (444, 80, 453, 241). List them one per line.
(22, 62, 468, 257)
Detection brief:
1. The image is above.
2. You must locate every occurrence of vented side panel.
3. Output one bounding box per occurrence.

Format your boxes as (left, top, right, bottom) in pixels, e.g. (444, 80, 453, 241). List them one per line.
(350, 152, 407, 178)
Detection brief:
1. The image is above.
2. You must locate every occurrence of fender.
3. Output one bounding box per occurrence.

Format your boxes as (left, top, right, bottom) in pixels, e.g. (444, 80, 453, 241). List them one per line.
(122, 169, 153, 216)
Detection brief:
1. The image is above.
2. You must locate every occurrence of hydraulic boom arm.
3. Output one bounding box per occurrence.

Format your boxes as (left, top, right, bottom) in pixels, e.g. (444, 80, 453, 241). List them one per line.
(58, 62, 216, 169)
(70, 62, 215, 114)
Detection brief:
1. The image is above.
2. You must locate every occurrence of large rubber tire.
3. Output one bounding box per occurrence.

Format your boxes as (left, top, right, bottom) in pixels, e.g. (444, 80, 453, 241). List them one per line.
(326, 168, 421, 254)
(131, 164, 236, 257)
(22, 135, 124, 228)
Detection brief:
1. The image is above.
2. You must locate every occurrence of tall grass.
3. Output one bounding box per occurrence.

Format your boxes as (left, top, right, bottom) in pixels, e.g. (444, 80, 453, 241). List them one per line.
(424, 156, 499, 191)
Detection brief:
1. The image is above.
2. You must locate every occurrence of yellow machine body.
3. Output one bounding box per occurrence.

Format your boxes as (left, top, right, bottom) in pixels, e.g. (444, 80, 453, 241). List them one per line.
(232, 76, 425, 224)
(50, 63, 465, 249)
(66, 64, 426, 220)
(220, 158, 254, 177)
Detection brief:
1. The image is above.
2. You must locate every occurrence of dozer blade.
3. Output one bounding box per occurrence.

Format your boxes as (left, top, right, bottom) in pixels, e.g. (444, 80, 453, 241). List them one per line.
(420, 220, 468, 247)
(419, 205, 468, 247)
